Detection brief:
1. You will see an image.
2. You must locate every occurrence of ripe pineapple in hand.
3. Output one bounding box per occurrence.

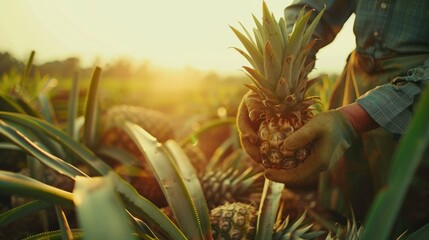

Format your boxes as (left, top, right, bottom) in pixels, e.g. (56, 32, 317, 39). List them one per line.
(232, 3, 325, 172)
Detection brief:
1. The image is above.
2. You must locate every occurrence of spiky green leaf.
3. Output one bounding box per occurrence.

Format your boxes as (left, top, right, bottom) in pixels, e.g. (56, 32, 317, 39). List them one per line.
(362, 82, 429, 240)
(255, 179, 285, 239)
(0, 112, 112, 175)
(0, 170, 74, 208)
(0, 200, 51, 227)
(74, 174, 137, 240)
(164, 140, 212, 238)
(230, 26, 264, 74)
(124, 123, 205, 240)
(262, 1, 283, 64)
(263, 41, 282, 87)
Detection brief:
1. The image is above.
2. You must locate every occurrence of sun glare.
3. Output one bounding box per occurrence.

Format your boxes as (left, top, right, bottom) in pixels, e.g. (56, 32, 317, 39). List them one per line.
(0, 0, 355, 74)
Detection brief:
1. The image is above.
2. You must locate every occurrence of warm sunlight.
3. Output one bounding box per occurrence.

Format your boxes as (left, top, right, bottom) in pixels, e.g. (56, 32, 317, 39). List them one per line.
(1, 2, 427, 238)
(0, 0, 355, 74)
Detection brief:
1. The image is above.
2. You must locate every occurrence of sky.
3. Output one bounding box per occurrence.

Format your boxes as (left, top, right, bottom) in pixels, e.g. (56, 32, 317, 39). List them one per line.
(0, 0, 356, 75)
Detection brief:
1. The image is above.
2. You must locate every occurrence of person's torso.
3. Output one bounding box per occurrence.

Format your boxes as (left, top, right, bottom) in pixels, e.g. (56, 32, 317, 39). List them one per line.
(353, 0, 429, 59)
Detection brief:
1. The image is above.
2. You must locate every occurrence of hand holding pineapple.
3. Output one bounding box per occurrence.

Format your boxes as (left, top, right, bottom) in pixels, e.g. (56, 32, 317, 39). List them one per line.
(264, 110, 357, 184)
(237, 90, 355, 184)
(238, 90, 379, 185)
(232, 2, 326, 182)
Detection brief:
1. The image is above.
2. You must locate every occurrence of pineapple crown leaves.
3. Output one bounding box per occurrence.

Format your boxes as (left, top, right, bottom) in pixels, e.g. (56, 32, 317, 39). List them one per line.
(202, 165, 264, 207)
(273, 210, 326, 240)
(202, 149, 265, 197)
(326, 213, 364, 240)
(231, 2, 326, 113)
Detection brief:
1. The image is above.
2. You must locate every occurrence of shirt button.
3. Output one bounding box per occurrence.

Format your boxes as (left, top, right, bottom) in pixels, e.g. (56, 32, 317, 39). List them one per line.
(380, 2, 388, 9)
(373, 31, 379, 37)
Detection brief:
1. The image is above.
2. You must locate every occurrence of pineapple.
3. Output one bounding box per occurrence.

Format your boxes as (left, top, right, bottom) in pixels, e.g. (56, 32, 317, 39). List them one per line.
(199, 149, 265, 209)
(101, 105, 176, 151)
(210, 202, 326, 240)
(100, 104, 176, 169)
(210, 202, 258, 240)
(100, 104, 176, 207)
(231, 2, 325, 169)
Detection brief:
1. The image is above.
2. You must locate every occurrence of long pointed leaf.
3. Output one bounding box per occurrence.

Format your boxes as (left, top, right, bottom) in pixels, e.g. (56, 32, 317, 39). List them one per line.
(164, 140, 211, 238)
(255, 179, 285, 239)
(0, 200, 51, 227)
(0, 170, 74, 208)
(20, 50, 35, 97)
(124, 122, 205, 240)
(283, 9, 313, 60)
(231, 47, 258, 71)
(0, 119, 86, 178)
(110, 172, 186, 240)
(67, 72, 80, 140)
(83, 67, 102, 149)
(263, 41, 281, 87)
(262, 1, 283, 64)
(243, 66, 273, 91)
(403, 223, 429, 240)
(252, 15, 265, 53)
(22, 229, 84, 240)
(279, 17, 288, 47)
(230, 26, 264, 74)
(239, 22, 256, 47)
(55, 205, 74, 240)
(74, 174, 137, 240)
(302, 6, 326, 45)
(0, 95, 27, 114)
(0, 112, 112, 175)
(362, 86, 429, 240)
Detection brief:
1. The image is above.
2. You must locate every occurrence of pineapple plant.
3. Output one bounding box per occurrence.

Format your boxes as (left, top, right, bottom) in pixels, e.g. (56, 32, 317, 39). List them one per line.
(199, 148, 265, 209)
(101, 104, 176, 151)
(210, 202, 326, 240)
(210, 202, 258, 240)
(231, 2, 325, 170)
(99, 104, 177, 206)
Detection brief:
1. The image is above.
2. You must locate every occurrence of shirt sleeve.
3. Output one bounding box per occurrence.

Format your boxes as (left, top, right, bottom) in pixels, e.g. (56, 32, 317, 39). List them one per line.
(356, 59, 429, 134)
(284, 0, 355, 50)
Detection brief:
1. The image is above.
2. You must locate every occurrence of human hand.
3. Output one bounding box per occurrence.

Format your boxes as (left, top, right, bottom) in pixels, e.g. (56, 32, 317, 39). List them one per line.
(264, 110, 357, 185)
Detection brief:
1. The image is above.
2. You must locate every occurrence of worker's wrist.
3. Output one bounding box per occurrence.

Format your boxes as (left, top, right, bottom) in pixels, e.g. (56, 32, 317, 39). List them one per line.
(337, 102, 379, 135)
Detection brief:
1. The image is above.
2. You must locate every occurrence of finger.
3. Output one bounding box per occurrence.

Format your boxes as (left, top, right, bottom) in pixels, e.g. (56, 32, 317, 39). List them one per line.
(283, 122, 318, 150)
(264, 147, 328, 186)
(282, 111, 331, 151)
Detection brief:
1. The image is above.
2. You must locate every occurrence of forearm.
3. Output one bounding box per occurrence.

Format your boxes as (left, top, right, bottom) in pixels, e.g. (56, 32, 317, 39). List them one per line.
(356, 59, 429, 134)
(338, 102, 379, 135)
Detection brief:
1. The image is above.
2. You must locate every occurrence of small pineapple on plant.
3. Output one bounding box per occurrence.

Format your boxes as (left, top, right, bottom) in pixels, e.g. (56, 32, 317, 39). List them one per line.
(210, 202, 258, 240)
(101, 105, 176, 150)
(199, 148, 265, 209)
(210, 202, 326, 240)
(232, 2, 325, 170)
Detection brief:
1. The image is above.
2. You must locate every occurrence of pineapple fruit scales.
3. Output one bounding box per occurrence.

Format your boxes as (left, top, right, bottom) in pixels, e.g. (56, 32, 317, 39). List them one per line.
(232, 2, 325, 170)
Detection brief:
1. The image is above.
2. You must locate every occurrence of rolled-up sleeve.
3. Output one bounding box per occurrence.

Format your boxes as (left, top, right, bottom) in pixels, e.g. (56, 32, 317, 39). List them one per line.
(357, 59, 429, 134)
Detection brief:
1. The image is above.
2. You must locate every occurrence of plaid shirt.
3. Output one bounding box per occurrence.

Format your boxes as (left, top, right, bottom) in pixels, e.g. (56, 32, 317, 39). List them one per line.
(285, 0, 429, 134)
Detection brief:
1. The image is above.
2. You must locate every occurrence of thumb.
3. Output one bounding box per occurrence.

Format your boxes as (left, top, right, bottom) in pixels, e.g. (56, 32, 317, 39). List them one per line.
(283, 121, 318, 151)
